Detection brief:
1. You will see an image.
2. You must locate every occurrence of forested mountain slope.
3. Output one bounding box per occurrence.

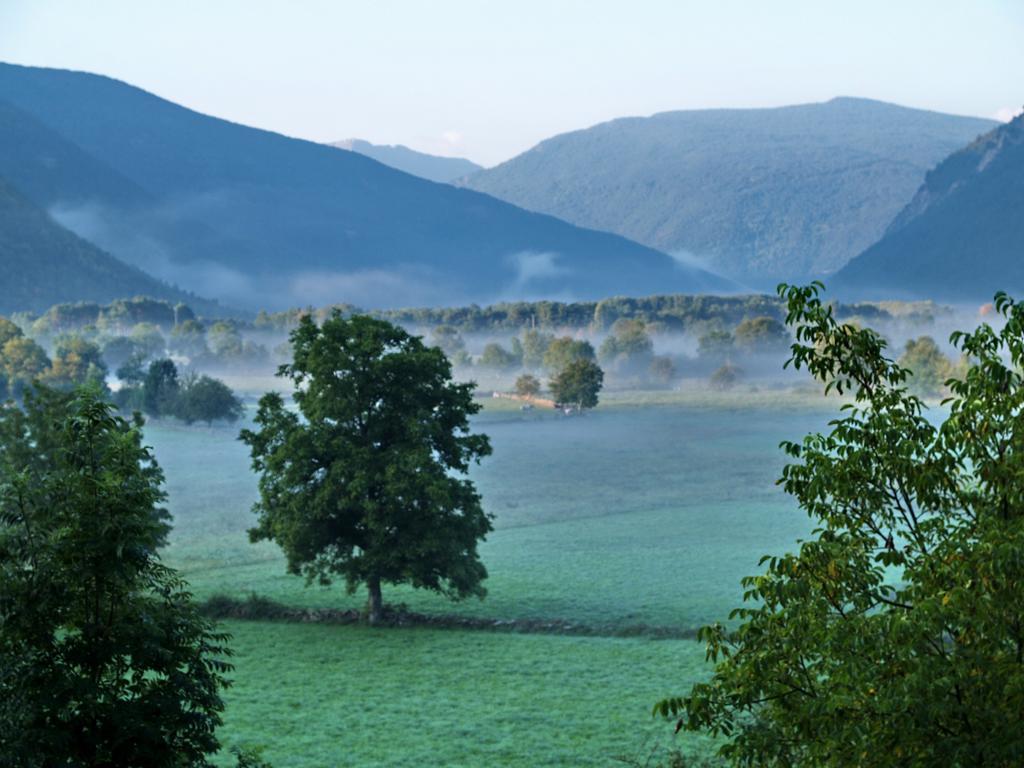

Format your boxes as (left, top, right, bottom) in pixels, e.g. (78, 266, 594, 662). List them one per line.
(0, 176, 214, 315)
(461, 98, 995, 283)
(833, 113, 1024, 301)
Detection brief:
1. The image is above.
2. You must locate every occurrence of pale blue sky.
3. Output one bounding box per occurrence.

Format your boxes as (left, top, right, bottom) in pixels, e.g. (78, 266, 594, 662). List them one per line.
(2, 0, 1021, 165)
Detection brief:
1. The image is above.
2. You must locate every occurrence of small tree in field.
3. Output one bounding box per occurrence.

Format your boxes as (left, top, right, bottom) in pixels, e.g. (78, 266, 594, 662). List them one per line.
(0, 387, 232, 766)
(550, 359, 603, 411)
(657, 283, 1024, 766)
(898, 335, 956, 397)
(514, 373, 541, 398)
(177, 374, 244, 425)
(240, 313, 493, 624)
(709, 362, 741, 391)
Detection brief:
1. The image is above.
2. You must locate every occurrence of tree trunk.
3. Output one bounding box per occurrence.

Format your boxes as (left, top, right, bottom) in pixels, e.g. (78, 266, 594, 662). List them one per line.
(366, 574, 383, 625)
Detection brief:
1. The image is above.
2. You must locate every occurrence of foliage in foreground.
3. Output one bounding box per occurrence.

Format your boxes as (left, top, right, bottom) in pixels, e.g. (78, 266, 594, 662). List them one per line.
(658, 283, 1024, 766)
(241, 313, 493, 624)
(0, 388, 232, 766)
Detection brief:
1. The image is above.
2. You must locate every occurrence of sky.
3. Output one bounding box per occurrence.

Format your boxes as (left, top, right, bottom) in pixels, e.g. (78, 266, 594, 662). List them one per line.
(1, 0, 1022, 166)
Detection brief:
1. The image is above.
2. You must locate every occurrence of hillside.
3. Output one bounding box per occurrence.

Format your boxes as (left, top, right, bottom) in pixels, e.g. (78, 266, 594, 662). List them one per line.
(0, 176, 218, 315)
(0, 63, 731, 311)
(460, 98, 995, 284)
(330, 139, 482, 183)
(833, 114, 1024, 301)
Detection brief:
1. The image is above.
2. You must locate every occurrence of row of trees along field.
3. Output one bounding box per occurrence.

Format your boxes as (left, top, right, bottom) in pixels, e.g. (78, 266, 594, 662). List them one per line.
(14, 294, 960, 394)
(250, 293, 945, 335)
(1, 288, 999, 766)
(12, 297, 272, 373)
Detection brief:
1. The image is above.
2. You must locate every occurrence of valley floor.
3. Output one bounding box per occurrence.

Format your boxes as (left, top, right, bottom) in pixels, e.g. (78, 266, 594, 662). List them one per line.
(149, 395, 836, 765)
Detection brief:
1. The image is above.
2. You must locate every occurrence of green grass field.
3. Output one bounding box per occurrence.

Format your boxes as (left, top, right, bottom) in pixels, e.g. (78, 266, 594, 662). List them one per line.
(216, 623, 715, 767)
(146, 394, 835, 765)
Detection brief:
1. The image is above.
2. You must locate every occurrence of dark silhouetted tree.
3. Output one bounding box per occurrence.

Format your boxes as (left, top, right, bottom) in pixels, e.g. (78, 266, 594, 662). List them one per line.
(241, 314, 493, 624)
(0, 387, 232, 766)
(550, 359, 603, 410)
(658, 283, 1024, 766)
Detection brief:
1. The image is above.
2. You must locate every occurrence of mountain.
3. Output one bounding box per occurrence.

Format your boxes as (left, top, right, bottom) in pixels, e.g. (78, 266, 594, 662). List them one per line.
(330, 139, 482, 183)
(0, 175, 218, 315)
(460, 98, 996, 284)
(832, 114, 1024, 302)
(0, 63, 731, 311)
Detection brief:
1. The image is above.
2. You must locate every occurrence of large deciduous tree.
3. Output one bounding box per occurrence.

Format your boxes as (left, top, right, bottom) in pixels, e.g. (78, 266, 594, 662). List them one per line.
(657, 283, 1024, 766)
(241, 314, 493, 624)
(0, 387, 232, 766)
(549, 359, 603, 411)
(176, 374, 244, 426)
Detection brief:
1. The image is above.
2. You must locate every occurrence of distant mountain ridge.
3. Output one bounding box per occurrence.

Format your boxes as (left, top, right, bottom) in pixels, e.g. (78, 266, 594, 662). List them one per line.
(460, 98, 996, 284)
(0, 62, 730, 311)
(0, 175, 219, 315)
(832, 113, 1024, 301)
(330, 139, 482, 183)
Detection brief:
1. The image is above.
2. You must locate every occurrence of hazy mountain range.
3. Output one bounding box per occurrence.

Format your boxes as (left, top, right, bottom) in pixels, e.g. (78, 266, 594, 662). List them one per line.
(0, 62, 728, 313)
(329, 139, 482, 183)
(460, 98, 996, 284)
(834, 113, 1024, 301)
(0, 60, 1018, 314)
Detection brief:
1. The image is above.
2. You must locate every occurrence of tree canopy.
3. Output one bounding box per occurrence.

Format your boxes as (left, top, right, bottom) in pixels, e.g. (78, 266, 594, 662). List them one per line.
(0, 387, 232, 766)
(898, 335, 957, 397)
(479, 341, 520, 370)
(241, 314, 493, 624)
(598, 319, 654, 372)
(543, 337, 595, 374)
(549, 359, 604, 410)
(657, 283, 1024, 766)
(733, 315, 790, 353)
(176, 373, 244, 426)
(514, 373, 541, 398)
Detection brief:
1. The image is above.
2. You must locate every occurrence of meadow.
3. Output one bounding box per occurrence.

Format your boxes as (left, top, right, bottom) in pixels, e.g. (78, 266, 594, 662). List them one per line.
(149, 391, 836, 765)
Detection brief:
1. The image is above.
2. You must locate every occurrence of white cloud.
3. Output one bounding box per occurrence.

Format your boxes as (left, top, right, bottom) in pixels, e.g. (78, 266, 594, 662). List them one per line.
(993, 106, 1023, 122)
(503, 251, 570, 294)
(288, 268, 442, 309)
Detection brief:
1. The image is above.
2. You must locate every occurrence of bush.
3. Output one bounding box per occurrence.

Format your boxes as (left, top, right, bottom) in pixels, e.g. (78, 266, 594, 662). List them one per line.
(176, 374, 244, 425)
